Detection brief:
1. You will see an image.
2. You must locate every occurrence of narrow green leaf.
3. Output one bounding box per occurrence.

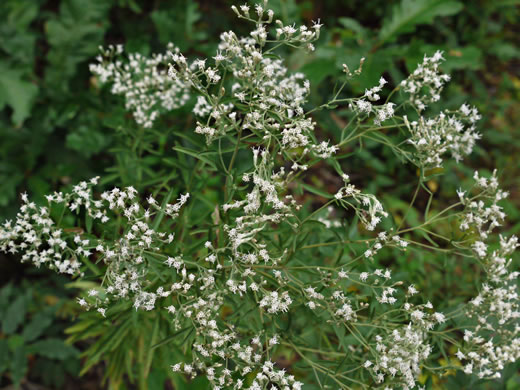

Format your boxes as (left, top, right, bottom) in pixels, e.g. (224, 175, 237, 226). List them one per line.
(151, 326, 191, 350)
(152, 188, 175, 230)
(301, 183, 332, 199)
(173, 146, 218, 170)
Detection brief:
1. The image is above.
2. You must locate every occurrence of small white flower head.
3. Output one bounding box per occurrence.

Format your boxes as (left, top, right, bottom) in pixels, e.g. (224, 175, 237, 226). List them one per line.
(433, 312, 445, 323)
(408, 285, 419, 296)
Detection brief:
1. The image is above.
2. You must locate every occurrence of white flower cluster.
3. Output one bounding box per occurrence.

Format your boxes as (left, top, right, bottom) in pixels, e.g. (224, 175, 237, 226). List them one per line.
(350, 77, 396, 125)
(259, 290, 292, 314)
(459, 170, 508, 238)
(363, 232, 408, 260)
(401, 50, 451, 111)
(0, 179, 189, 315)
(369, 324, 432, 389)
(168, 2, 336, 163)
(327, 267, 446, 388)
(404, 104, 481, 168)
(345, 52, 480, 171)
(90, 43, 190, 128)
(456, 172, 520, 379)
(334, 174, 388, 231)
(173, 347, 304, 390)
(222, 149, 297, 255)
(0, 178, 102, 275)
(232, 0, 322, 51)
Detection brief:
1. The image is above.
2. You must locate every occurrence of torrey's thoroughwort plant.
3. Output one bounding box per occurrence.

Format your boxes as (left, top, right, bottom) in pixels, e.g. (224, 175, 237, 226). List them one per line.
(2, 1, 518, 389)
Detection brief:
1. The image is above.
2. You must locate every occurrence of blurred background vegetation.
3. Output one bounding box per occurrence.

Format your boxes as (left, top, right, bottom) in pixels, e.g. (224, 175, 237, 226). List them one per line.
(0, 0, 519, 389)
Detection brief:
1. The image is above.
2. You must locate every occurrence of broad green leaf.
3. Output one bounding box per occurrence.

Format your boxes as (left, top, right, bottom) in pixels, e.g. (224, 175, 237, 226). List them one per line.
(148, 367, 168, 390)
(117, 0, 142, 13)
(489, 42, 520, 61)
(66, 126, 112, 157)
(10, 346, 27, 386)
(0, 283, 13, 311)
(445, 47, 483, 72)
(2, 294, 26, 334)
(7, 335, 25, 351)
(22, 312, 54, 342)
(4, 0, 40, 29)
(44, 0, 111, 90)
(0, 339, 9, 375)
(151, 2, 205, 50)
(27, 338, 79, 360)
(0, 0, 39, 64)
(301, 58, 336, 86)
(379, 0, 463, 44)
(338, 17, 367, 39)
(0, 63, 39, 126)
(0, 170, 24, 207)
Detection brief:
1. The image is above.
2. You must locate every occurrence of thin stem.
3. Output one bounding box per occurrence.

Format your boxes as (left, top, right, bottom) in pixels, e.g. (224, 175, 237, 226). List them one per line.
(397, 177, 422, 231)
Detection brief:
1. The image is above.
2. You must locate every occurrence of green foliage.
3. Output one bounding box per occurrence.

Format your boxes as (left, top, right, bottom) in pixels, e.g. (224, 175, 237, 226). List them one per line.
(0, 63, 39, 126)
(151, 2, 207, 49)
(0, 280, 80, 388)
(65, 304, 210, 389)
(378, 0, 464, 44)
(2, 295, 26, 335)
(0, 0, 209, 213)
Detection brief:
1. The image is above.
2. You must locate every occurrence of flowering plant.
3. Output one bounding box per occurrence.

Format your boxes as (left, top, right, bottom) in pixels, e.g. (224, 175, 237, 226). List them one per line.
(2, 1, 518, 389)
